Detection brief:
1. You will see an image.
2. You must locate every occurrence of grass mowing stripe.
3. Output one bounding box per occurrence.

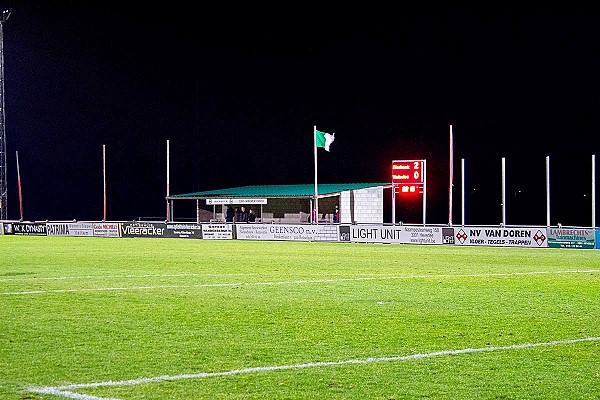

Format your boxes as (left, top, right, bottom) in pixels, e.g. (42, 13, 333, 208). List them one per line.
(30, 336, 600, 396)
(3, 269, 598, 295)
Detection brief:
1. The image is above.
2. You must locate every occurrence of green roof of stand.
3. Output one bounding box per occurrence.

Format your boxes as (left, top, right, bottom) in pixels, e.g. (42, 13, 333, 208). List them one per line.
(169, 183, 390, 199)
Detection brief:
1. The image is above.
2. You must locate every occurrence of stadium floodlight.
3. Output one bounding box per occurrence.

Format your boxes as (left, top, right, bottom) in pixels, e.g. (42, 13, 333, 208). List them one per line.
(0, 8, 10, 220)
(1, 9, 10, 22)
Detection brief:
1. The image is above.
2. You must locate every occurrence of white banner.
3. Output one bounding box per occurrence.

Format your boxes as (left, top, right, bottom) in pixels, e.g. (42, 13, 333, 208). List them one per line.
(342, 225, 442, 244)
(236, 224, 338, 242)
(93, 223, 121, 238)
(47, 223, 94, 237)
(452, 226, 548, 247)
(201, 224, 233, 239)
(206, 198, 268, 205)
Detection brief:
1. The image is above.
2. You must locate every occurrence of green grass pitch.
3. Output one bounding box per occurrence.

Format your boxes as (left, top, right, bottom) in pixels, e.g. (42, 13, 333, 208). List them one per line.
(1, 235, 599, 399)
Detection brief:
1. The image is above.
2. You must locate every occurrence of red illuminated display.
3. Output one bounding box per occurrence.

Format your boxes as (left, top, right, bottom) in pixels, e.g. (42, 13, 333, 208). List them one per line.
(392, 160, 424, 184)
(400, 185, 418, 193)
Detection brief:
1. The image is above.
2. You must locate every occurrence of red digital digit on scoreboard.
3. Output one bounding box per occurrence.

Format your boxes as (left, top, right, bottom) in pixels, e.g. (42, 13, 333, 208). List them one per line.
(392, 160, 424, 184)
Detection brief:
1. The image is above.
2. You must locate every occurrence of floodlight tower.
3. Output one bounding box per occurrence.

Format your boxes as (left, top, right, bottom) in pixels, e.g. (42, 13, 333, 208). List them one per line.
(0, 8, 10, 220)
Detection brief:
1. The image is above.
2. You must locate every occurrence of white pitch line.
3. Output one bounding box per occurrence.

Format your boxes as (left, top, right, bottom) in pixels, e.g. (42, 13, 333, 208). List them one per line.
(28, 387, 118, 400)
(2, 269, 598, 296)
(29, 336, 600, 400)
(0, 272, 261, 282)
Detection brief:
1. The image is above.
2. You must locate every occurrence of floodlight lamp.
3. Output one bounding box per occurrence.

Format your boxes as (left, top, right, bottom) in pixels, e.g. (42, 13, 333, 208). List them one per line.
(1, 8, 11, 22)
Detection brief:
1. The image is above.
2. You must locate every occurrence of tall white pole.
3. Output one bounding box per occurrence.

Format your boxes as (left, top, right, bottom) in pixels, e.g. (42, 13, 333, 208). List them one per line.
(449, 125, 453, 225)
(103, 144, 106, 221)
(313, 125, 318, 224)
(461, 158, 465, 226)
(546, 156, 550, 227)
(501, 157, 506, 225)
(166, 139, 170, 222)
(592, 154, 596, 228)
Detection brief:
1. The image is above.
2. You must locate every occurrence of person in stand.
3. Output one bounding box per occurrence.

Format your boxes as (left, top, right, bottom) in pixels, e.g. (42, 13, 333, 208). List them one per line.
(333, 204, 340, 223)
(225, 206, 234, 222)
(234, 207, 240, 222)
(247, 209, 256, 222)
(239, 206, 248, 222)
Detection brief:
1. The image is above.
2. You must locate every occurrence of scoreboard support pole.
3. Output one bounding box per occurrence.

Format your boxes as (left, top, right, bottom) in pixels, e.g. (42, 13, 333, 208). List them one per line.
(392, 183, 396, 225)
(423, 160, 427, 225)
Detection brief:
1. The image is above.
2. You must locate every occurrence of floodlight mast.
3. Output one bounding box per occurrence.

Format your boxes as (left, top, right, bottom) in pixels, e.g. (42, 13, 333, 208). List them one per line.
(0, 9, 10, 220)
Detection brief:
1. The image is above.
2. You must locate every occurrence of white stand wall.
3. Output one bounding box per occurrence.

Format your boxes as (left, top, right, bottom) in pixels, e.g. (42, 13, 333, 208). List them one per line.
(340, 186, 383, 224)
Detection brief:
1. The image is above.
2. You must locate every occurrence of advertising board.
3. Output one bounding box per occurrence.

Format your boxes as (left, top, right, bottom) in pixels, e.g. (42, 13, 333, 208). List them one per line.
(547, 228, 595, 249)
(2, 222, 47, 236)
(121, 222, 166, 238)
(47, 222, 94, 237)
(339, 225, 442, 244)
(236, 224, 338, 242)
(165, 223, 203, 239)
(201, 224, 233, 239)
(93, 223, 121, 238)
(452, 226, 548, 248)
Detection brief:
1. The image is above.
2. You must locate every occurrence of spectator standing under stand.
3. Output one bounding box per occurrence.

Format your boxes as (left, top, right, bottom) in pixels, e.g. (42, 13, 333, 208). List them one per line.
(247, 209, 256, 222)
(333, 204, 340, 223)
(239, 206, 248, 222)
(225, 206, 234, 222)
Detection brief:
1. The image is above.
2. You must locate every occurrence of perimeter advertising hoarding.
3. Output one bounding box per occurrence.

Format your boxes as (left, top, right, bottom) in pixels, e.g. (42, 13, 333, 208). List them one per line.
(165, 223, 203, 239)
(547, 228, 595, 249)
(121, 222, 167, 238)
(597, 229, 600, 249)
(236, 224, 338, 242)
(451, 226, 548, 248)
(2, 222, 47, 236)
(121, 222, 205, 239)
(93, 223, 121, 238)
(201, 224, 233, 239)
(340, 225, 442, 244)
(47, 222, 94, 237)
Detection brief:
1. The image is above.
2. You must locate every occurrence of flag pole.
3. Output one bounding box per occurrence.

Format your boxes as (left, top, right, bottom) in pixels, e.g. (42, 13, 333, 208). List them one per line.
(16, 151, 23, 221)
(103, 144, 107, 221)
(166, 139, 170, 222)
(313, 125, 318, 224)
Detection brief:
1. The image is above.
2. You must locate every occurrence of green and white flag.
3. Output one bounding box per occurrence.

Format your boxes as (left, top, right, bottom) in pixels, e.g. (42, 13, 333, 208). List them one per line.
(315, 130, 335, 152)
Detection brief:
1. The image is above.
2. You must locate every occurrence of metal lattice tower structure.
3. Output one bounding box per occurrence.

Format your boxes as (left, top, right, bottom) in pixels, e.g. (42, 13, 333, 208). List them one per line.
(0, 9, 10, 220)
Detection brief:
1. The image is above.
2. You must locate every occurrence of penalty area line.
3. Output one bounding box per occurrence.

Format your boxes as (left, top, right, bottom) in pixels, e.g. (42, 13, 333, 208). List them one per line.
(28, 336, 600, 399)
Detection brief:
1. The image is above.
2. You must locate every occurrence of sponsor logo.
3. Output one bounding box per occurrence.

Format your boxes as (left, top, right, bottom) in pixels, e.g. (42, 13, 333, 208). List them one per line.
(442, 227, 455, 244)
(339, 226, 350, 241)
(121, 223, 165, 237)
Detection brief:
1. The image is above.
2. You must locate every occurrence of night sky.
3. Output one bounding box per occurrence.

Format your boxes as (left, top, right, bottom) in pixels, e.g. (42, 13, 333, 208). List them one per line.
(2, 3, 600, 226)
